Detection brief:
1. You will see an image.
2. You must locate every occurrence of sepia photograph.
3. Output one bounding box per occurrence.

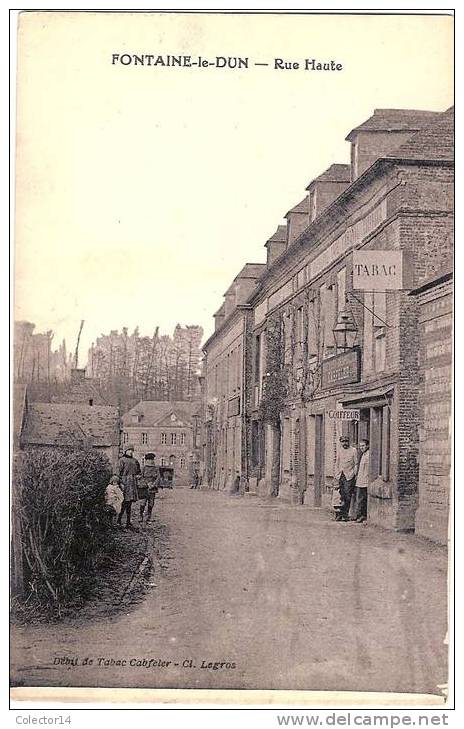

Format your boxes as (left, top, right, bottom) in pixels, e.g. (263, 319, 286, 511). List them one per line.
(10, 10, 454, 707)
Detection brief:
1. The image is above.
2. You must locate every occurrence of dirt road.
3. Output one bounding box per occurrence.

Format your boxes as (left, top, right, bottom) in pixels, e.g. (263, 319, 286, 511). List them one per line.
(11, 488, 449, 695)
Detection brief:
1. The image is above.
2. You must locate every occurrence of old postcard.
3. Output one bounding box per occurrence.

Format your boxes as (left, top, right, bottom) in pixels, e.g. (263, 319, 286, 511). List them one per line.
(11, 11, 454, 707)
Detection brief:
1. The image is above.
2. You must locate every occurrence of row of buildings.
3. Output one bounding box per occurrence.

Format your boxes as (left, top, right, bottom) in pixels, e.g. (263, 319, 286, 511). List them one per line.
(199, 107, 453, 545)
(14, 369, 201, 487)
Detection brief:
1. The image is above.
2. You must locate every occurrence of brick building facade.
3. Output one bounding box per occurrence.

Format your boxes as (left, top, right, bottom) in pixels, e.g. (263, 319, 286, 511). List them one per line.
(410, 272, 452, 545)
(202, 106, 453, 538)
(202, 264, 265, 491)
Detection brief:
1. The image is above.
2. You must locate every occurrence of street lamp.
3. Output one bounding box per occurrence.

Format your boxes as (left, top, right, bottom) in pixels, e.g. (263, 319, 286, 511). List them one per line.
(333, 310, 358, 352)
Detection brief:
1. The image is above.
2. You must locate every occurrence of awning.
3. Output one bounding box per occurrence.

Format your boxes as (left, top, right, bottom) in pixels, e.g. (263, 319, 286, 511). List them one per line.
(340, 384, 394, 409)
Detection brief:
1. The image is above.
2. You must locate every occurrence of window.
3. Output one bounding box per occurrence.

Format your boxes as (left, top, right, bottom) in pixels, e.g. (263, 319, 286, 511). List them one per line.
(321, 284, 336, 358)
(171, 432, 177, 445)
(296, 306, 304, 345)
(308, 298, 318, 358)
(141, 432, 148, 445)
(337, 268, 346, 313)
(123, 432, 128, 444)
(371, 405, 391, 481)
(169, 455, 176, 466)
(160, 457, 166, 466)
(364, 292, 387, 374)
(180, 457, 186, 469)
(180, 432, 186, 446)
(161, 432, 167, 445)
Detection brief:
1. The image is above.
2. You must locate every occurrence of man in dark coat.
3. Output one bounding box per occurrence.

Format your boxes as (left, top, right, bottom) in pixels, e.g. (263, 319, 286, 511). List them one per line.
(117, 445, 141, 529)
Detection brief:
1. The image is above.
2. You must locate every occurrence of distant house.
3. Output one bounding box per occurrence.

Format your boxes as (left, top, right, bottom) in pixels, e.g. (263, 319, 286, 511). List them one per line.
(51, 368, 107, 406)
(121, 401, 201, 486)
(19, 400, 120, 469)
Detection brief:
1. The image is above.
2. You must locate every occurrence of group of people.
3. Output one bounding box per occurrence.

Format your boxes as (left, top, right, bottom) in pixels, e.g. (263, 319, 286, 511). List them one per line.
(105, 446, 160, 530)
(333, 436, 370, 523)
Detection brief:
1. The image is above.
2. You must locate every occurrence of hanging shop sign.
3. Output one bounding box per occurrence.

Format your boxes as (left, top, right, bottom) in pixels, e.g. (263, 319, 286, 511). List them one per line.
(321, 349, 361, 389)
(352, 250, 403, 290)
(327, 409, 360, 421)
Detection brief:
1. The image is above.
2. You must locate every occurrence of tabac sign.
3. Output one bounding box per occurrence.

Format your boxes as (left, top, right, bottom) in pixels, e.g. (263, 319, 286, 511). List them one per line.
(321, 349, 361, 390)
(353, 250, 403, 290)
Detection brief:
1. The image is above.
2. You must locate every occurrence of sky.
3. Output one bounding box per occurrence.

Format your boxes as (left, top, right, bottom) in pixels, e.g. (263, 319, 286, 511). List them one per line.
(14, 12, 453, 364)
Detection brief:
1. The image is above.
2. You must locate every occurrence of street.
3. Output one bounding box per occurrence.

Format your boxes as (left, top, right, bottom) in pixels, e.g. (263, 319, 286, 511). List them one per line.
(11, 488, 448, 695)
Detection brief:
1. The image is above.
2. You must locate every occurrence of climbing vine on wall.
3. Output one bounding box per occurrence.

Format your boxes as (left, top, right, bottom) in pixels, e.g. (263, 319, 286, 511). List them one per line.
(258, 316, 288, 426)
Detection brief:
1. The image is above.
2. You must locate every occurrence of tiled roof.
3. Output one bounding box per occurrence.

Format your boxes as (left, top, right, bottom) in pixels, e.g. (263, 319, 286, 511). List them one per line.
(307, 163, 351, 188)
(51, 378, 108, 405)
(13, 384, 27, 447)
(266, 224, 287, 245)
(386, 106, 454, 162)
(122, 400, 201, 427)
(346, 108, 441, 141)
(285, 196, 309, 217)
(22, 403, 120, 447)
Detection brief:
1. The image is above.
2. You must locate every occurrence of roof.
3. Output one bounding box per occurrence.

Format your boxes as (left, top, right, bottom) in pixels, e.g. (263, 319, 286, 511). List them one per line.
(306, 163, 351, 189)
(51, 378, 108, 405)
(346, 108, 441, 141)
(409, 270, 453, 296)
(224, 262, 266, 295)
(13, 384, 27, 447)
(386, 106, 454, 162)
(22, 403, 120, 447)
(122, 400, 201, 427)
(265, 224, 287, 246)
(285, 196, 309, 218)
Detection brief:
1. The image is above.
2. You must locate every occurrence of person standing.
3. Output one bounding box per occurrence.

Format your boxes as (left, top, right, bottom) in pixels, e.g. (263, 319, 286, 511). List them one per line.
(117, 445, 141, 529)
(139, 453, 160, 523)
(335, 436, 358, 522)
(355, 439, 370, 523)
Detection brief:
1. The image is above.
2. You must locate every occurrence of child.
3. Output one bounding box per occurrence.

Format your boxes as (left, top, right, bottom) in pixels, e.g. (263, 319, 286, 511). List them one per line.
(331, 483, 343, 521)
(105, 475, 124, 526)
(139, 453, 160, 523)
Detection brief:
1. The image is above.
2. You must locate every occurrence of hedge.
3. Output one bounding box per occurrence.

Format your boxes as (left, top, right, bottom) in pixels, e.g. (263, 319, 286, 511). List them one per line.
(13, 446, 115, 618)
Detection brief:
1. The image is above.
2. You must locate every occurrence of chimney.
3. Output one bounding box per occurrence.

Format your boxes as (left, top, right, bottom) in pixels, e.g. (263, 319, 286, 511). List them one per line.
(285, 197, 310, 247)
(265, 225, 287, 266)
(306, 164, 351, 222)
(346, 108, 442, 180)
(71, 368, 86, 383)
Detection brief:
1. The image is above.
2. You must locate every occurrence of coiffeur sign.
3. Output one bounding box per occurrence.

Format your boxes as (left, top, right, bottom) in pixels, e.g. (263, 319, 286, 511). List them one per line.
(327, 409, 360, 421)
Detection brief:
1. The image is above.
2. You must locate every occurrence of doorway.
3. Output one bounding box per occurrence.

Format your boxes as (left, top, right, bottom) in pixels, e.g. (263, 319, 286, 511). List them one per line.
(314, 414, 324, 507)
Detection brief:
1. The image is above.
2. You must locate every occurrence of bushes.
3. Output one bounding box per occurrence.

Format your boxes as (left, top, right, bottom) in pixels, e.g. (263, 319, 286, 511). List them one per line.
(13, 446, 115, 618)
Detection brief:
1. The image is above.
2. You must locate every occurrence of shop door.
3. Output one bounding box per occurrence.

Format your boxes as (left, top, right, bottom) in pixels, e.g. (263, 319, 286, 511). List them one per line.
(314, 414, 324, 507)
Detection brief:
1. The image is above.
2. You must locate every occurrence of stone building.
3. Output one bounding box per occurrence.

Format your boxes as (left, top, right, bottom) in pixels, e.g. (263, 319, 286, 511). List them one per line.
(201, 263, 265, 491)
(19, 398, 120, 469)
(410, 272, 452, 545)
(202, 106, 453, 535)
(121, 400, 201, 486)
